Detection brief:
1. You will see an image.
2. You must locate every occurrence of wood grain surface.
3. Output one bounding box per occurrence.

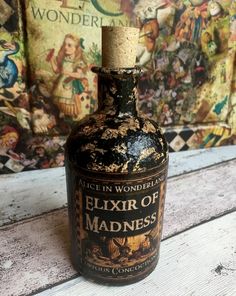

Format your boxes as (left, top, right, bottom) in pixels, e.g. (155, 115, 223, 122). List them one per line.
(0, 146, 235, 227)
(1, 158, 236, 296)
(37, 212, 236, 296)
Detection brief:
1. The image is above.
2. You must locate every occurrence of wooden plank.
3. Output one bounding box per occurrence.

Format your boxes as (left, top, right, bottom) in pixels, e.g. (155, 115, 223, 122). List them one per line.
(0, 167, 67, 226)
(169, 145, 236, 178)
(1, 160, 236, 296)
(36, 212, 236, 296)
(0, 146, 235, 226)
(0, 210, 74, 296)
(164, 159, 236, 237)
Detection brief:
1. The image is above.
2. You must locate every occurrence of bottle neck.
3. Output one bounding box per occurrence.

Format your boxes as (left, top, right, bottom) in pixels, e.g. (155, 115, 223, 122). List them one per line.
(93, 68, 141, 117)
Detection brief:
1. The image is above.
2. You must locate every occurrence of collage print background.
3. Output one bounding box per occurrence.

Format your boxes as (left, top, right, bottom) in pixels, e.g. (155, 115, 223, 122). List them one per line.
(0, 0, 236, 173)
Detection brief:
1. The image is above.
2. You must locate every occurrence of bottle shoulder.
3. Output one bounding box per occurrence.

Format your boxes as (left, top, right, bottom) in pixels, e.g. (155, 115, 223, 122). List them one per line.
(66, 113, 168, 173)
(68, 113, 164, 139)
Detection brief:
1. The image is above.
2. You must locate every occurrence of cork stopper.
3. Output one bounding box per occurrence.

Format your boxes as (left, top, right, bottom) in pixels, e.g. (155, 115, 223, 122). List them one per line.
(102, 26, 139, 68)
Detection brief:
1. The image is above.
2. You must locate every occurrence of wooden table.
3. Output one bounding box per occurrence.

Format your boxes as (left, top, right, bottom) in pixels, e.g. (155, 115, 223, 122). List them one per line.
(1, 146, 236, 296)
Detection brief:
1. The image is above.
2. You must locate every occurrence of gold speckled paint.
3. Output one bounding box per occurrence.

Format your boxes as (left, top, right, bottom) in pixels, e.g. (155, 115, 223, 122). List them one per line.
(65, 67, 169, 284)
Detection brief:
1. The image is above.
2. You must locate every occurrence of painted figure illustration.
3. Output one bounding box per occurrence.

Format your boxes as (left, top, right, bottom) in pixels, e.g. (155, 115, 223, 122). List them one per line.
(1, 0, 236, 174)
(48, 34, 88, 119)
(0, 40, 19, 97)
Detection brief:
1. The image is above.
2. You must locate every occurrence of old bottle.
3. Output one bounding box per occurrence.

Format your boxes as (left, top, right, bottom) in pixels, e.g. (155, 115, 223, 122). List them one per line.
(65, 27, 168, 285)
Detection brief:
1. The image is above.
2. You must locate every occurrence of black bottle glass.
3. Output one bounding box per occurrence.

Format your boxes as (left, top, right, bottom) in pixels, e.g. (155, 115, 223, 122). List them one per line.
(65, 66, 168, 285)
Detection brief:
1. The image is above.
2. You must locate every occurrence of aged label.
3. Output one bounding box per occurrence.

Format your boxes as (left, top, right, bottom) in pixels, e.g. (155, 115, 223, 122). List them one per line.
(74, 166, 168, 282)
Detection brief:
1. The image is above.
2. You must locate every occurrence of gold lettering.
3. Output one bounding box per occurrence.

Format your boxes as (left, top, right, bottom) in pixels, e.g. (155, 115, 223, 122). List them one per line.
(85, 214, 99, 233)
(85, 212, 157, 234)
(109, 200, 123, 211)
(127, 199, 138, 210)
(141, 195, 152, 207)
(135, 218, 144, 230)
(110, 221, 122, 232)
(99, 220, 109, 232)
(152, 191, 159, 204)
(151, 212, 157, 223)
(86, 195, 94, 211)
(94, 197, 104, 210)
(123, 221, 135, 232)
(143, 215, 151, 227)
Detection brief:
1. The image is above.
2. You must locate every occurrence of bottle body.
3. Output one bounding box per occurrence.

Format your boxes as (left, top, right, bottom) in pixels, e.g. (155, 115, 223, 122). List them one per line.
(65, 68, 168, 284)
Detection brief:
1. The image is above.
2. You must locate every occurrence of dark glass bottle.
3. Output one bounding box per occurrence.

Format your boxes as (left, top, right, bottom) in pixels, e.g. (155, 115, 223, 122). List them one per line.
(65, 65, 169, 285)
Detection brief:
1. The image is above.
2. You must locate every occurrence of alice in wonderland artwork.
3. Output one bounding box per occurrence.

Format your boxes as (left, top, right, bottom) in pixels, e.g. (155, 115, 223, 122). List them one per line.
(0, 0, 236, 173)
